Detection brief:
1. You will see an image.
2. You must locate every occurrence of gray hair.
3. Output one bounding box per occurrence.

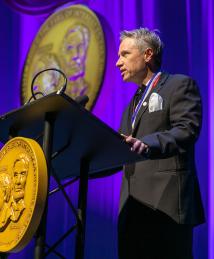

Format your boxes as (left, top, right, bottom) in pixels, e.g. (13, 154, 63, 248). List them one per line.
(120, 28, 164, 68)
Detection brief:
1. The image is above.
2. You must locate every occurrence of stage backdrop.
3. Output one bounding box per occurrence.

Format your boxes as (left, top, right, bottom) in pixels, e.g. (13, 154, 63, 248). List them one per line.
(0, 0, 213, 258)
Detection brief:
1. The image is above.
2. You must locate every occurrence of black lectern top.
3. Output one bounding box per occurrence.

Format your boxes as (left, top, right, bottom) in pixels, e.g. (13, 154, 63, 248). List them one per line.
(0, 93, 143, 179)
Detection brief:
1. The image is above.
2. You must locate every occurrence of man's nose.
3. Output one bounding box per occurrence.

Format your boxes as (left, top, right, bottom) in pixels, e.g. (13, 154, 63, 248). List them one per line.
(15, 175, 21, 184)
(116, 58, 122, 68)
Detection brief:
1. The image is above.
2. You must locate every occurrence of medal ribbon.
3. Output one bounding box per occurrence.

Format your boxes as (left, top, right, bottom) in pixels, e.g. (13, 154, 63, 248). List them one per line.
(131, 71, 161, 128)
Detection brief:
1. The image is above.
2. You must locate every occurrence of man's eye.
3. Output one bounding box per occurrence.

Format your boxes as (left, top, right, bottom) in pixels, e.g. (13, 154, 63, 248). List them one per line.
(123, 52, 129, 58)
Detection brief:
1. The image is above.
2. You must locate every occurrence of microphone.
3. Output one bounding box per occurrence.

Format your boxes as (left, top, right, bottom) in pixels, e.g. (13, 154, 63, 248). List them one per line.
(75, 95, 89, 107)
(31, 68, 67, 100)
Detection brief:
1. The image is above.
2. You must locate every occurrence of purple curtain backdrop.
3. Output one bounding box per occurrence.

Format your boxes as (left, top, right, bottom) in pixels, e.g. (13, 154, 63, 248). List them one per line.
(0, 0, 213, 258)
(5, 0, 76, 15)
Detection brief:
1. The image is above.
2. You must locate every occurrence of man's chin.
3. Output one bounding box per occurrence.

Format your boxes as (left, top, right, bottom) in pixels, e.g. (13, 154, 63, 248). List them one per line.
(122, 75, 138, 84)
(121, 73, 133, 82)
(123, 78, 133, 83)
(13, 191, 24, 201)
(122, 75, 130, 82)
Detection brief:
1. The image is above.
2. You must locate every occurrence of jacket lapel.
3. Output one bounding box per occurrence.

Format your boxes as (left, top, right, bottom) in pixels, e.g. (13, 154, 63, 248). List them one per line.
(132, 72, 170, 135)
(125, 97, 134, 135)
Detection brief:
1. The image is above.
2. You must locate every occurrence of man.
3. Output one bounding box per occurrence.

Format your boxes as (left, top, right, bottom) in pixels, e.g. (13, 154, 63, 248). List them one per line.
(0, 172, 11, 230)
(10, 154, 29, 222)
(116, 28, 204, 259)
(61, 24, 90, 97)
(32, 24, 89, 99)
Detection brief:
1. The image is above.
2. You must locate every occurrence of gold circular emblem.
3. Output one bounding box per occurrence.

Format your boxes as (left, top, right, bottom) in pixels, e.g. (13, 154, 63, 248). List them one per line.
(0, 137, 47, 252)
(21, 4, 106, 110)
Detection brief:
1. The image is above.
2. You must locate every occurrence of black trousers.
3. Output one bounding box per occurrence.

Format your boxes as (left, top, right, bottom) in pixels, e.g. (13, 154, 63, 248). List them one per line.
(118, 197, 193, 259)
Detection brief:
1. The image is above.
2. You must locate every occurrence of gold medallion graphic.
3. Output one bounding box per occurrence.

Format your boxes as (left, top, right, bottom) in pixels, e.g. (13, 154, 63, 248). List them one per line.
(21, 4, 106, 110)
(0, 137, 47, 252)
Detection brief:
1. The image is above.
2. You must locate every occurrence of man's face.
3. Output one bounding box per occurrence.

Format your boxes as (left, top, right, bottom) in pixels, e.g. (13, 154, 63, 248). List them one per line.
(13, 161, 28, 202)
(116, 38, 147, 85)
(62, 30, 86, 77)
(0, 174, 11, 210)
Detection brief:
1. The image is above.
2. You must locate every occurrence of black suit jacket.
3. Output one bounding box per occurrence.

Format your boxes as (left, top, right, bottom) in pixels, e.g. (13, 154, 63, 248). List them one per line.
(120, 73, 205, 225)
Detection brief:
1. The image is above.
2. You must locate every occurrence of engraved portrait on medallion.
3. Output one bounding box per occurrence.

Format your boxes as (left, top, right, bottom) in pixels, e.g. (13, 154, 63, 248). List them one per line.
(0, 171, 12, 230)
(32, 24, 90, 99)
(0, 154, 29, 231)
(10, 154, 29, 223)
(33, 51, 61, 96)
(21, 4, 106, 110)
(60, 24, 90, 97)
(0, 137, 47, 252)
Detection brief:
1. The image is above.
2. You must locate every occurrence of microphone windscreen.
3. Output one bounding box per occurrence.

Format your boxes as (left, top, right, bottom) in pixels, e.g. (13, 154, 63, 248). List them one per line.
(75, 95, 89, 107)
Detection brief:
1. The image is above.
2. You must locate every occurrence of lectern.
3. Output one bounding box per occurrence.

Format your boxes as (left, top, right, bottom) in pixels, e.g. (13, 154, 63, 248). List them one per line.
(0, 92, 143, 258)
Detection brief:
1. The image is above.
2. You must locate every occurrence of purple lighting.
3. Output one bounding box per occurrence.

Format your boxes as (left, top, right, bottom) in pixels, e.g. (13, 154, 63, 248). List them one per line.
(0, 0, 210, 258)
(208, 0, 214, 257)
(5, 0, 78, 15)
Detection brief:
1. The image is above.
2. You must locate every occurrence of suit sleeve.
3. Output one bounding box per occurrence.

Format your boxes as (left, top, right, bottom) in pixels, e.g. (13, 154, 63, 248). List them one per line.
(141, 77, 202, 158)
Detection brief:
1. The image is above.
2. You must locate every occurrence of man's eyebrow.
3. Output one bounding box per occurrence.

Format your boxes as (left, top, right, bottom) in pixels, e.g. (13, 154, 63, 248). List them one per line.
(118, 50, 130, 56)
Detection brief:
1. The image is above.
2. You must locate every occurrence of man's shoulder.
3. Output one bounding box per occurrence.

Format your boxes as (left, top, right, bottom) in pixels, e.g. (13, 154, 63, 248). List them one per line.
(161, 72, 197, 88)
(163, 72, 192, 81)
(161, 72, 201, 100)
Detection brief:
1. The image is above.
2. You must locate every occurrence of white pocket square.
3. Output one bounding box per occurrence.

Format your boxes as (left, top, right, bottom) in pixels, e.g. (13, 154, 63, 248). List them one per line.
(149, 92, 163, 112)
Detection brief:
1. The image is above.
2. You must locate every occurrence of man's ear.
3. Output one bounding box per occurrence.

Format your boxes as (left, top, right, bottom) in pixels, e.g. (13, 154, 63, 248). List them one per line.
(144, 48, 154, 63)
